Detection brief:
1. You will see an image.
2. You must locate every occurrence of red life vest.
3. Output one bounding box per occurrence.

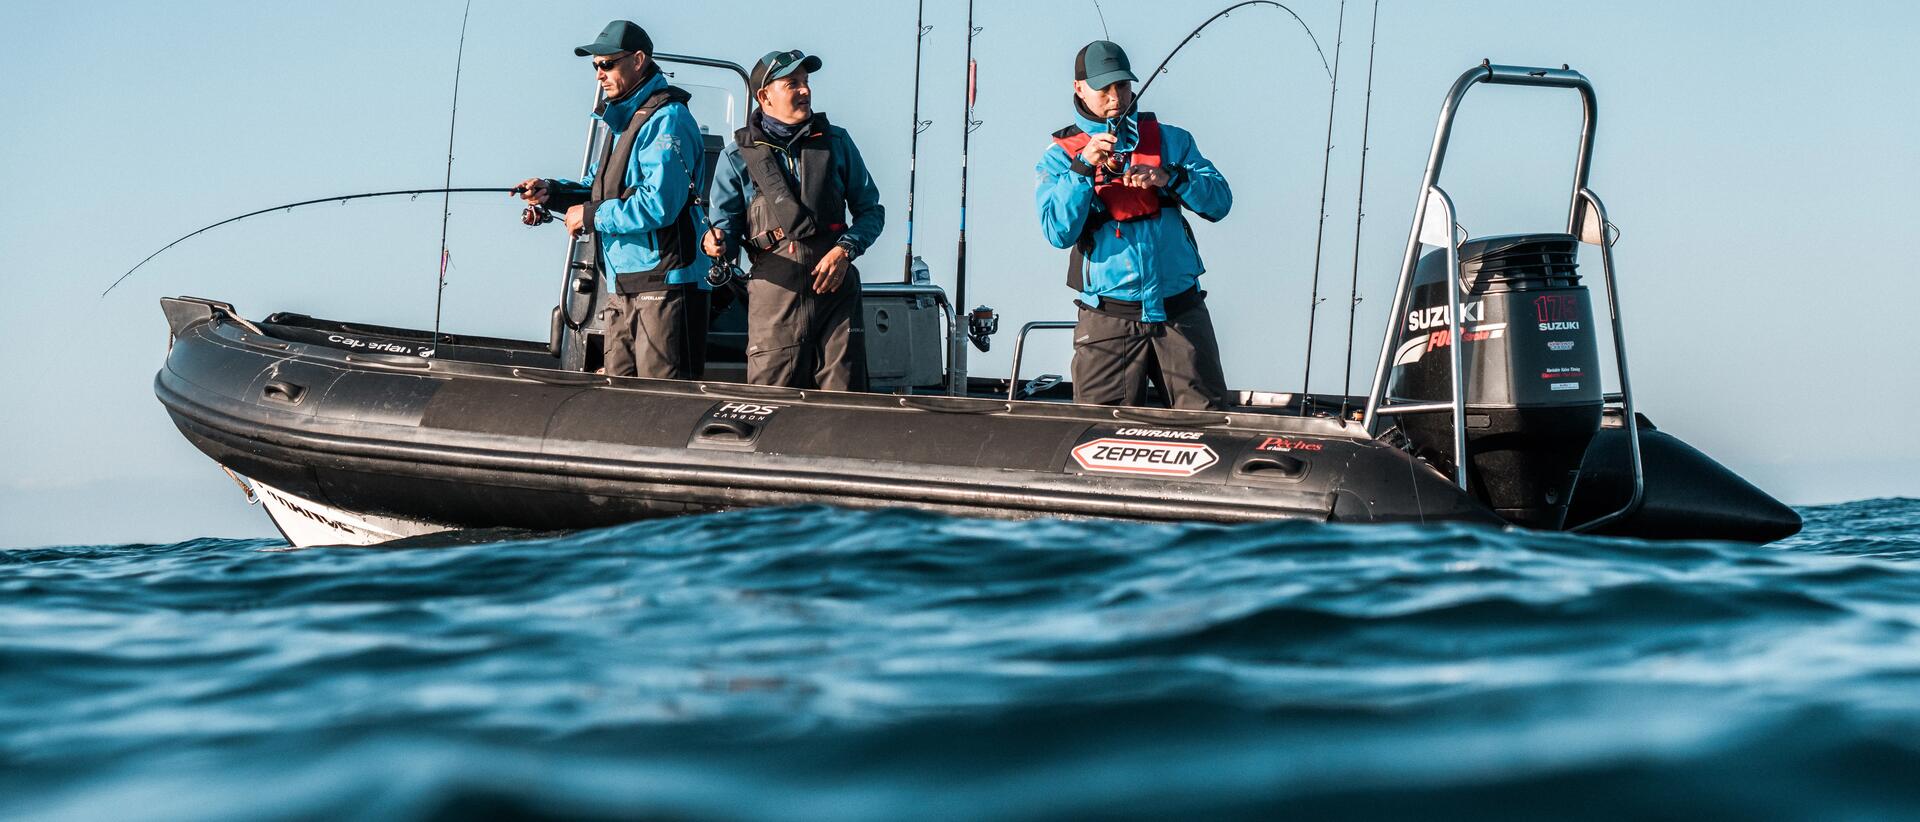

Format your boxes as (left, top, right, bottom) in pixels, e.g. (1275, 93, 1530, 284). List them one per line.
(1051, 114, 1166, 223)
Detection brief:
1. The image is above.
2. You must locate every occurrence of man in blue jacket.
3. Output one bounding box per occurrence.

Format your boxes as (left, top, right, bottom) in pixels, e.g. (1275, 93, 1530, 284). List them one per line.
(1035, 40, 1234, 410)
(702, 49, 885, 391)
(515, 20, 709, 379)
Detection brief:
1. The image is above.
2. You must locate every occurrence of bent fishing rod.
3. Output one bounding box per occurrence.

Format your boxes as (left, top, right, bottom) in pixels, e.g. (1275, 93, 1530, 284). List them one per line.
(101, 186, 517, 298)
(1102, 0, 1338, 406)
(1129, 1, 1330, 115)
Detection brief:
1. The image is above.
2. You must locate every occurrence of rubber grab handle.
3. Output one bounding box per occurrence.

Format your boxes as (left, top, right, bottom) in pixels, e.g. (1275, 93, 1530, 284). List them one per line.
(261, 380, 306, 405)
(1239, 455, 1306, 477)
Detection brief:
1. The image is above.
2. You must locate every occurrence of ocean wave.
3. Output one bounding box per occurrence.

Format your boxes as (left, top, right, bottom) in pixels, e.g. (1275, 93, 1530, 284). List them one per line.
(3, 500, 1918, 819)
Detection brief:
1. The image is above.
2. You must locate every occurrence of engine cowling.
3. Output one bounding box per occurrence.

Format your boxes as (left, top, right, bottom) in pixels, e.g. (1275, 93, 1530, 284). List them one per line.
(1388, 232, 1602, 529)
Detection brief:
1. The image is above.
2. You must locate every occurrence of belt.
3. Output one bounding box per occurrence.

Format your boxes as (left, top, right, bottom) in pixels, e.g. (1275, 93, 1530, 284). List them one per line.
(1076, 285, 1205, 322)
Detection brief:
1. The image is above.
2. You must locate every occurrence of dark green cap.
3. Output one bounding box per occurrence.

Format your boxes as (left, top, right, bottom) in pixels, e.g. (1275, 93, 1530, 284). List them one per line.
(1074, 40, 1136, 89)
(575, 20, 652, 57)
(750, 49, 824, 92)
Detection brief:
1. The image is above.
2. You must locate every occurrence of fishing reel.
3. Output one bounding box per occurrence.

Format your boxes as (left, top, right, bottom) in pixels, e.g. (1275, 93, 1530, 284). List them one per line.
(967, 305, 999, 353)
(705, 255, 747, 288)
(521, 204, 555, 226)
(511, 182, 557, 226)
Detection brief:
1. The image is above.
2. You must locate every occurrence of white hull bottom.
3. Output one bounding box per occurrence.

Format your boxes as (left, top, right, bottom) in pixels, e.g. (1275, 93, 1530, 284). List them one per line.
(232, 472, 451, 548)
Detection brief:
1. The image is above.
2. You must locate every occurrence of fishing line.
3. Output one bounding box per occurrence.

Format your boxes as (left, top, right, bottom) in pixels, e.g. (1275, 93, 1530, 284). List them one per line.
(1339, 0, 1381, 421)
(432, 0, 475, 342)
(102, 187, 515, 298)
(1299, 0, 1345, 411)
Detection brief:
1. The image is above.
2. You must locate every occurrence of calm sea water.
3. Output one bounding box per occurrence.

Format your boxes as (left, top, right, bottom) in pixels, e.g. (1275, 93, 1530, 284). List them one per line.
(4, 499, 1918, 820)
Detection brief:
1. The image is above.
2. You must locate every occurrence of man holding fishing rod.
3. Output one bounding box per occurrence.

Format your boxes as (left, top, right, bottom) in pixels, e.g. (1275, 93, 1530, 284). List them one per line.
(514, 21, 711, 380)
(1036, 40, 1233, 410)
(702, 49, 886, 391)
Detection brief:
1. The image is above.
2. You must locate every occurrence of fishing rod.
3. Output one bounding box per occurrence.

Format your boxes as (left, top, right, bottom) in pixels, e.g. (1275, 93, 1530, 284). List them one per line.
(1299, 0, 1346, 411)
(1130, 1, 1330, 113)
(102, 187, 517, 298)
(949, 0, 983, 394)
(1338, 0, 1380, 421)
(1106, 1, 1336, 408)
(432, 0, 475, 341)
(902, 0, 933, 283)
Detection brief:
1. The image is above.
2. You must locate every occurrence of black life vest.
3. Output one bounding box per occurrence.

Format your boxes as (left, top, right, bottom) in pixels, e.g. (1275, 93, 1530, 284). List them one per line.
(1049, 113, 1187, 291)
(593, 85, 701, 294)
(733, 114, 849, 289)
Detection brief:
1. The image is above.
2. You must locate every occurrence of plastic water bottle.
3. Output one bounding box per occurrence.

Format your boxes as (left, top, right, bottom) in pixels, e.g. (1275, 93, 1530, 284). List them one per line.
(911, 256, 931, 285)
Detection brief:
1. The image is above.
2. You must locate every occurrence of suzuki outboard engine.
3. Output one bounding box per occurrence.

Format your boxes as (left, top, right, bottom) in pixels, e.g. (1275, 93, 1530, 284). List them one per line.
(1389, 233, 1602, 528)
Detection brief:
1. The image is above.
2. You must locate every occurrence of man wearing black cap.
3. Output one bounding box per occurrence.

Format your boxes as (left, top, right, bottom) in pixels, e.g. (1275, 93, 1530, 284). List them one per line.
(701, 49, 885, 391)
(1035, 40, 1235, 410)
(514, 20, 710, 379)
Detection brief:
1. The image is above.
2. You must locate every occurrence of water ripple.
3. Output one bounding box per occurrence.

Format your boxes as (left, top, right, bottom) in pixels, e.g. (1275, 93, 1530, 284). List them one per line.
(3, 499, 1918, 819)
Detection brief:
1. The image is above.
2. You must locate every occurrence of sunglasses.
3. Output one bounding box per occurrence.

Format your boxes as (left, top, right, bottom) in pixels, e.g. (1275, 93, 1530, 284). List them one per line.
(591, 53, 634, 72)
(754, 50, 805, 90)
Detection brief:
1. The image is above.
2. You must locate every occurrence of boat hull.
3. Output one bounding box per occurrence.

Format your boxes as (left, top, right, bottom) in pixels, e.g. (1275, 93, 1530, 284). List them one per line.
(155, 299, 1497, 546)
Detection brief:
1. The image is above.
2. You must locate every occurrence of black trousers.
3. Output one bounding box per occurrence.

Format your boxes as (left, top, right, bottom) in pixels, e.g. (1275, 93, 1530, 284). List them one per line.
(601, 285, 708, 379)
(1071, 297, 1230, 410)
(746, 273, 867, 391)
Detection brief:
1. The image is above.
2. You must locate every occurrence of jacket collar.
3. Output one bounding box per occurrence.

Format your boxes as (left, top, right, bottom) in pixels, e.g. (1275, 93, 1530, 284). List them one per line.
(745, 111, 832, 146)
(1072, 98, 1135, 136)
(596, 66, 669, 131)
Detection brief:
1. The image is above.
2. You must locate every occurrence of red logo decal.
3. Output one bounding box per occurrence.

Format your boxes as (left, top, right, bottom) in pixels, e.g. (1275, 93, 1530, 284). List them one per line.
(1256, 436, 1324, 453)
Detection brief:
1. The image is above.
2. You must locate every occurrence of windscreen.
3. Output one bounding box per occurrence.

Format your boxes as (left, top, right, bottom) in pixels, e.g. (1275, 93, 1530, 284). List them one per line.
(678, 82, 743, 139)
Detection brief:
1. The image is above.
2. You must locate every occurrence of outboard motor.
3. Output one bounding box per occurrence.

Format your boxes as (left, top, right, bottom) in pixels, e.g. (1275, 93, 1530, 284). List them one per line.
(1388, 233, 1602, 529)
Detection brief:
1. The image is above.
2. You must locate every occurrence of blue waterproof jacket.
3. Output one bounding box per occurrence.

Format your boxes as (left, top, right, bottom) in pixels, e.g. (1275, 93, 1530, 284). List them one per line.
(553, 69, 710, 289)
(1034, 107, 1231, 321)
(707, 117, 885, 261)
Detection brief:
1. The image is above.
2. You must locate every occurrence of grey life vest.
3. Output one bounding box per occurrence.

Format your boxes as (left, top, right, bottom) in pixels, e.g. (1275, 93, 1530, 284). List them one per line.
(733, 114, 847, 289)
(593, 85, 700, 294)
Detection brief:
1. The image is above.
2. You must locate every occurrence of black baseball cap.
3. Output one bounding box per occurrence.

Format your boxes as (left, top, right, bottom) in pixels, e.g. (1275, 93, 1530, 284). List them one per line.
(575, 20, 653, 57)
(751, 49, 823, 92)
(1075, 40, 1137, 89)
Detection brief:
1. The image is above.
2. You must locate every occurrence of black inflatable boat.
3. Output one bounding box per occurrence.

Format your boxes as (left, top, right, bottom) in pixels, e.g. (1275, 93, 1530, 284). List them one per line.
(152, 62, 1802, 546)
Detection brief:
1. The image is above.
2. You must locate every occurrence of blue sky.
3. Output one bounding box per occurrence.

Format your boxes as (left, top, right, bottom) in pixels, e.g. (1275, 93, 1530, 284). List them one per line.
(2, 1, 1914, 546)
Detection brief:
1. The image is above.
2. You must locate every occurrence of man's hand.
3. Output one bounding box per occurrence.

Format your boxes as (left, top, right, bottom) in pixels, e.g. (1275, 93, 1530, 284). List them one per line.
(514, 178, 549, 205)
(702, 227, 727, 258)
(810, 244, 851, 294)
(1079, 132, 1118, 170)
(564, 204, 588, 236)
(1122, 164, 1170, 190)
